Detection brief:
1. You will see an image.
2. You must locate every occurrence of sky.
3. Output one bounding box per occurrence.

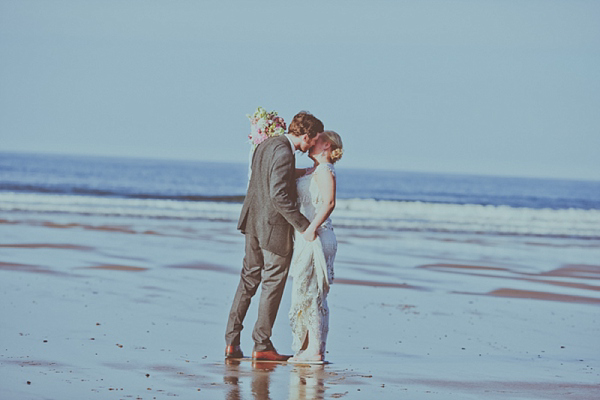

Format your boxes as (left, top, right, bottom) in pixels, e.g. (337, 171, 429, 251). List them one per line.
(1, 0, 599, 180)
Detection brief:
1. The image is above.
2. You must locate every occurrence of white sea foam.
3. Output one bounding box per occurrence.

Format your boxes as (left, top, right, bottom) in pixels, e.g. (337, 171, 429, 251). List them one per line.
(1, 192, 599, 238)
(334, 199, 600, 238)
(0, 192, 239, 221)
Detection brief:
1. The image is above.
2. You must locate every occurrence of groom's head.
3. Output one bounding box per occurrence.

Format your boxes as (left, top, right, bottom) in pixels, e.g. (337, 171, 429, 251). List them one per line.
(288, 111, 324, 152)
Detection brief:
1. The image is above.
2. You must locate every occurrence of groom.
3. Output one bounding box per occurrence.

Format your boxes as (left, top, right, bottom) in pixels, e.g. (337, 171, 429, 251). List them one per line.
(225, 111, 324, 361)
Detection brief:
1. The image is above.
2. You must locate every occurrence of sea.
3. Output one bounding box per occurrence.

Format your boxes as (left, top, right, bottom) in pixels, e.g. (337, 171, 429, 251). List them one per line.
(1, 151, 599, 239)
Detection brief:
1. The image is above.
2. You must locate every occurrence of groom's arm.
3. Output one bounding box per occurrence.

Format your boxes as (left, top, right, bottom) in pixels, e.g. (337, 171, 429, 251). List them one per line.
(269, 146, 310, 232)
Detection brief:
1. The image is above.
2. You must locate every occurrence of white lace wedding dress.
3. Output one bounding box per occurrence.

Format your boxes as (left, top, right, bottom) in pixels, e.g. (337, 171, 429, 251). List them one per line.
(289, 163, 337, 357)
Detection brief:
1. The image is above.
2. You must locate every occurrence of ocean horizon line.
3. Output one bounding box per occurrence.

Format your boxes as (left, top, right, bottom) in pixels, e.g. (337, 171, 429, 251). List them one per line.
(1, 149, 597, 183)
(2, 150, 599, 211)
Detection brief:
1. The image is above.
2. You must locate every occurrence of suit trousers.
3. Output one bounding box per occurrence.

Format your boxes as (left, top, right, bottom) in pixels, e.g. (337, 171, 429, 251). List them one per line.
(225, 233, 292, 351)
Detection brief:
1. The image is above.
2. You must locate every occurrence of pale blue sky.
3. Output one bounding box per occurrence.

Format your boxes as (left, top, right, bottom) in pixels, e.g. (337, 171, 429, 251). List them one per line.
(1, 0, 599, 180)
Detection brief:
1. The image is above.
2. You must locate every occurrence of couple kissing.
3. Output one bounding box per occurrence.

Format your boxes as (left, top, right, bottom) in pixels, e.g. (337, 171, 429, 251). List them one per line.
(225, 111, 344, 364)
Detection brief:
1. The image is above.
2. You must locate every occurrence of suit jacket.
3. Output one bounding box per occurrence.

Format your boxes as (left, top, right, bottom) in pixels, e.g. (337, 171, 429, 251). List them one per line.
(238, 135, 310, 256)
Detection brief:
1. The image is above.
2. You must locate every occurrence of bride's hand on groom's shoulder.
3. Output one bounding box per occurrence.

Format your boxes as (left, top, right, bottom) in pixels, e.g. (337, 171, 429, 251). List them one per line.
(303, 228, 317, 242)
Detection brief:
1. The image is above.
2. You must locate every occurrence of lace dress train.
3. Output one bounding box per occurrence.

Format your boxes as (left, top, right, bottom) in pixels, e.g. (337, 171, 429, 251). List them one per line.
(289, 163, 337, 356)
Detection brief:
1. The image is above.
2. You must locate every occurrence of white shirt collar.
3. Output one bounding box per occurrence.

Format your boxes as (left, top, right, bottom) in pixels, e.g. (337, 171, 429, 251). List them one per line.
(284, 134, 296, 153)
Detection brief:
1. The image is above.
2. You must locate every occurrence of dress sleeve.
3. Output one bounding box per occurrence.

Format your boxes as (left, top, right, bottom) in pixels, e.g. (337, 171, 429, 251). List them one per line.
(315, 163, 335, 178)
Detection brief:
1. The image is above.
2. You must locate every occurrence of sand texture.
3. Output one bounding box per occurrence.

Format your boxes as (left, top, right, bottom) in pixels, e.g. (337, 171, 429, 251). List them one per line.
(1, 213, 599, 399)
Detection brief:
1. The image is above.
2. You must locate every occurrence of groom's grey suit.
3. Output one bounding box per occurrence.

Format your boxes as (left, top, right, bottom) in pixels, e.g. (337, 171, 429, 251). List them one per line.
(226, 135, 310, 351)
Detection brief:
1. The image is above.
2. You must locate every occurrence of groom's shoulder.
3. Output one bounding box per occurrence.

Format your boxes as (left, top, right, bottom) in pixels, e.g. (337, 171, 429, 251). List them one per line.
(270, 134, 288, 147)
(260, 135, 291, 155)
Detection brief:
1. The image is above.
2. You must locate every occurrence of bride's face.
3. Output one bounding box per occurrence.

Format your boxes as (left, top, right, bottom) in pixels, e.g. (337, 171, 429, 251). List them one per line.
(308, 133, 330, 157)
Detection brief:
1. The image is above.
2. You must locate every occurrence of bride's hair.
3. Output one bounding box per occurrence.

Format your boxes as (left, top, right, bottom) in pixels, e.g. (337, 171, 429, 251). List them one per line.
(322, 130, 344, 163)
(288, 111, 324, 139)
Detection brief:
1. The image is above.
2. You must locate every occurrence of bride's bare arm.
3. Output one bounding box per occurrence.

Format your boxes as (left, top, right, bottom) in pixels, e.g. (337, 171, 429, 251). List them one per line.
(303, 166, 336, 242)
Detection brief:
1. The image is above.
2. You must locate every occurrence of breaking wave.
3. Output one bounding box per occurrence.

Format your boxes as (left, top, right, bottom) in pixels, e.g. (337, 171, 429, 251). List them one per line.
(2, 192, 599, 239)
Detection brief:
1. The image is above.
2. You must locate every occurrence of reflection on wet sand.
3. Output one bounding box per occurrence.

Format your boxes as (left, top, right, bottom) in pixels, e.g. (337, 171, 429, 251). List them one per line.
(167, 261, 237, 275)
(250, 361, 276, 400)
(0, 261, 75, 276)
(288, 364, 326, 400)
(83, 264, 148, 272)
(1, 217, 162, 236)
(2, 209, 599, 399)
(0, 243, 95, 250)
(487, 288, 600, 304)
(223, 360, 327, 400)
(224, 359, 277, 400)
(223, 359, 243, 400)
(421, 263, 600, 304)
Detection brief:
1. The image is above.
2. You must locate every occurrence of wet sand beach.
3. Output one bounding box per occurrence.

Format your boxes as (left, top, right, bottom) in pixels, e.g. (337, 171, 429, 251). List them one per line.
(1, 213, 599, 399)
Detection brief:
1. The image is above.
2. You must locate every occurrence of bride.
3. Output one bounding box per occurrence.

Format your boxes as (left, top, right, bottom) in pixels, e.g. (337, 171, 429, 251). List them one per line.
(288, 130, 344, 364)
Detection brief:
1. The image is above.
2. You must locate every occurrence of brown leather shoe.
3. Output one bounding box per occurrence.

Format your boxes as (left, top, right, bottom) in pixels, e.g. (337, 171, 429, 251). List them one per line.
(225, 345, 244, 359)
(252, 349, 291, 362)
